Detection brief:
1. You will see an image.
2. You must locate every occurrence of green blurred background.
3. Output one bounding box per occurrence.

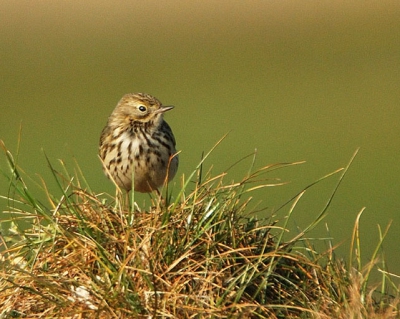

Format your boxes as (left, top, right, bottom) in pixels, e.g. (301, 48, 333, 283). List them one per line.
(1, 1, 399, 282)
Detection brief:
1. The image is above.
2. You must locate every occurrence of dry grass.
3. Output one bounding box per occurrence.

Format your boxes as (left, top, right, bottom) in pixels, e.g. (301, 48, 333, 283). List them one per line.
(0, 140, 399, 318)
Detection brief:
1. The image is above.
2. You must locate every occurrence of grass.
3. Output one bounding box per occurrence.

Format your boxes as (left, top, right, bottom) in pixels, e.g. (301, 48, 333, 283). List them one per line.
(0, 139, 399, 318)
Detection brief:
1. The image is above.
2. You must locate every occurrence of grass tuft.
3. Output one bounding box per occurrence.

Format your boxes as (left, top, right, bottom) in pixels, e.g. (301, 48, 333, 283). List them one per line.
(0, 140, 399, 318)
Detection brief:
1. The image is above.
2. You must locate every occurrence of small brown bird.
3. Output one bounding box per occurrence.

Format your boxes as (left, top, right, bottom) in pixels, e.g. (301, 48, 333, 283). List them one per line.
(99, 93, 178, 193)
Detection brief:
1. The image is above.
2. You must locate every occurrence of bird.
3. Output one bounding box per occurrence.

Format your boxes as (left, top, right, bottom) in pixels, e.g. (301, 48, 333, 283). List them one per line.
(99, 93, 178, 193)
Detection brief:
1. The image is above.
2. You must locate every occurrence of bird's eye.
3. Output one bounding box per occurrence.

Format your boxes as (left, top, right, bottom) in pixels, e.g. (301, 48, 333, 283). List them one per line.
(138, 105, 147, 112)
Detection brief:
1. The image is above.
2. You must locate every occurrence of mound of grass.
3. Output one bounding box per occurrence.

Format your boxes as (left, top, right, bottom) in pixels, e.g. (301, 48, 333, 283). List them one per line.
(0, 140, 399, 318)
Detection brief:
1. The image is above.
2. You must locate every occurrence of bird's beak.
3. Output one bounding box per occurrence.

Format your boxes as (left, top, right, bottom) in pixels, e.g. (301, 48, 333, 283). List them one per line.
(155, 105, 174, 114)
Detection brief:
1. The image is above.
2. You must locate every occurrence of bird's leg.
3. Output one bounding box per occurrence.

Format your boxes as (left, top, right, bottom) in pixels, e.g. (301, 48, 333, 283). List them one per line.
(156, 188, 170, 208)
(113, 187, 124, 219)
